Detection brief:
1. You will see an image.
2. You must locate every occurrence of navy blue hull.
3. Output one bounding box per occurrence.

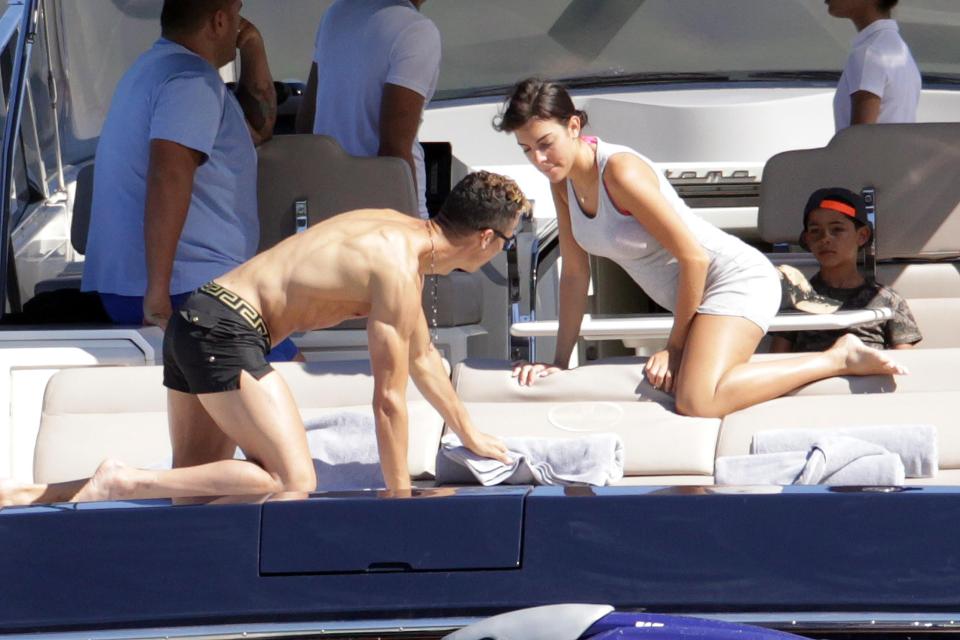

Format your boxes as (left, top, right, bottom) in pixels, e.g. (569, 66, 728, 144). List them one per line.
(2, 485, 958, 633)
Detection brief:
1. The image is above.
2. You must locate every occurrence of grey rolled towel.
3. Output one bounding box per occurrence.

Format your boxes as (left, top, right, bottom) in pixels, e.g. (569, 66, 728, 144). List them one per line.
(436, 433, 624, 487)
(301, 412, 384, 490)
(715, 451, 808, 486)
(796, 436, 905, 485)
(752, 424, 937, 478)
(716, 435, 905, 486)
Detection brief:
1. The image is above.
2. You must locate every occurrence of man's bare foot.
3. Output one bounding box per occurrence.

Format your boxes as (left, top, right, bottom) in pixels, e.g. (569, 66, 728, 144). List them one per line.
(831, 334, 909, 376)
(73, 459, 139, 502)
(0, 478, 45, 507)
(0, 477, 20, 507)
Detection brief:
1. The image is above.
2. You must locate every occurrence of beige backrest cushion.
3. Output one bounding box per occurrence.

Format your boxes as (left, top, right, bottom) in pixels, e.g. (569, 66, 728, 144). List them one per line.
(257, 134, 417, 252)
(452, 359, 719, 476)
(878, 263, 960, 349)
(759, 123, 960, 259)
(751, 348, 960, 395)
(453, 357, 653, 402)
(36, 361, 443, 483)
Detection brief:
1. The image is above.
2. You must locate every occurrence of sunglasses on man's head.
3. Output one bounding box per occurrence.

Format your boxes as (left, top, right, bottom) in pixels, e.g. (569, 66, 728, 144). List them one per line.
(489, 228, 517, 251)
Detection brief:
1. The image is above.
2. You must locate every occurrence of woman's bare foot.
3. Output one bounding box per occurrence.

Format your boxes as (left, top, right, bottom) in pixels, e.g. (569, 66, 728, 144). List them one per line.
(73, 459, 140, 502)
(830, 334, 909, 376)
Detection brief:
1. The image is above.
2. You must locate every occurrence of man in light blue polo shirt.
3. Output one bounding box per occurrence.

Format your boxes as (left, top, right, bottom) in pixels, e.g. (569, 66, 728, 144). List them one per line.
(82, 0, 295, 357)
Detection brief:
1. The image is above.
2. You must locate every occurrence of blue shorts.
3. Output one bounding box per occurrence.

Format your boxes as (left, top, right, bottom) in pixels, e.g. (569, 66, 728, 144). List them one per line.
(99, 292, 299, 362)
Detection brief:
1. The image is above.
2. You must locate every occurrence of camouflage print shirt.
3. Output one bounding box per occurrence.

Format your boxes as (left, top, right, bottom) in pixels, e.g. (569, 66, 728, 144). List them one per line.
(778, 273, 922, 352)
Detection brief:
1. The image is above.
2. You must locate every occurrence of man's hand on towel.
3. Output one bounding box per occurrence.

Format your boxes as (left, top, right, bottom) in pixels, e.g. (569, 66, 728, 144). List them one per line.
(461, 430, 513, 465)
(512, 360, 565, 386)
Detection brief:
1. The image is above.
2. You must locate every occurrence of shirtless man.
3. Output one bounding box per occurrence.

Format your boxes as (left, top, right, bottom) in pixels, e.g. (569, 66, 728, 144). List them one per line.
(2, 171, 526, 504)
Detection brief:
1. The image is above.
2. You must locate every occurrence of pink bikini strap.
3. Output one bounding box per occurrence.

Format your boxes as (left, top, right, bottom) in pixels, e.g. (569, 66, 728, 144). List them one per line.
(581, 136, 632, 216)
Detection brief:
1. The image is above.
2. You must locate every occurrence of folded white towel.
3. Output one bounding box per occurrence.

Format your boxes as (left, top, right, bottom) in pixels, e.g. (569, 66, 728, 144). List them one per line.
(752, 424, 937, 478)
(435, 433, 624, 487)
(716, 435, 905, 486)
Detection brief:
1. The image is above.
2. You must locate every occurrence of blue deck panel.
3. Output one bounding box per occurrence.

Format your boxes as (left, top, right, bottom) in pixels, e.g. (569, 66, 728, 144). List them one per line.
(2, 486, 960, 633)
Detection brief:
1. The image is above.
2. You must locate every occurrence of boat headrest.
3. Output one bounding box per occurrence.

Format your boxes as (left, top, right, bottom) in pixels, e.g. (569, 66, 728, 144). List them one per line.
(759, 123, 960, 260)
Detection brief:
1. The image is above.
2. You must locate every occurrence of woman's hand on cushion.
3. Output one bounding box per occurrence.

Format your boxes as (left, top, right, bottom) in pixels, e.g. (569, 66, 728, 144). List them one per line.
(511, 361, 565, 386)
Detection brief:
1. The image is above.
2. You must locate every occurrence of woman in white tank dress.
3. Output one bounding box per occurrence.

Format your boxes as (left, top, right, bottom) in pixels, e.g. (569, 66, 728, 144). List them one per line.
(494, 79, 905, 418)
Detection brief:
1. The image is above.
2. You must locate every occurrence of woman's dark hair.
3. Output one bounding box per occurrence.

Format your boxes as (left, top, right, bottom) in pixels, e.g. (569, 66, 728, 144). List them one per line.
(161, 0, 234, 38)
(493, 78, 589, 133)
(878, 0, 898, 10)
(436, 171, 531, 237)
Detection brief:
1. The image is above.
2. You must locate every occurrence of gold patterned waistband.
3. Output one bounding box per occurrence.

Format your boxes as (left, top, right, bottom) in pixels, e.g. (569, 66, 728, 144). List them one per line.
(198, 282, 270, 339)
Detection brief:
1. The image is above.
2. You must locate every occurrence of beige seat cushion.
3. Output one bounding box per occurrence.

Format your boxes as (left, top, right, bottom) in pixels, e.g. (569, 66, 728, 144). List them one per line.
(453, 358, 719, 476)
(35, 361, 443, 484)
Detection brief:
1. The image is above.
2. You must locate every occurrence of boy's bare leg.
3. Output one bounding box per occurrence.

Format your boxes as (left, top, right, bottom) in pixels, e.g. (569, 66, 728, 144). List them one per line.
(73, 370, 316, 501)
(674, 315, 906, 418)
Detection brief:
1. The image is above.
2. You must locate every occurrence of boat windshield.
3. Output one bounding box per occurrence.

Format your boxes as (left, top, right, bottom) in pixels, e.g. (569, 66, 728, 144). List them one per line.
(38, 0, 960, 164)
(421, 0, 960, 99)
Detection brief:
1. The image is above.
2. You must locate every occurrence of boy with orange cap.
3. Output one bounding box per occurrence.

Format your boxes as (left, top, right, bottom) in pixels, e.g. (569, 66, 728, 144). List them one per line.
(772, 187, 921, 352)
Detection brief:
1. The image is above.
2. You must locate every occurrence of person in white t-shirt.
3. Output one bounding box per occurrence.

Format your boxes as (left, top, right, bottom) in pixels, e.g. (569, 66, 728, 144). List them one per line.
(295, 0, 440, 218)
(828, 0, 921, 131)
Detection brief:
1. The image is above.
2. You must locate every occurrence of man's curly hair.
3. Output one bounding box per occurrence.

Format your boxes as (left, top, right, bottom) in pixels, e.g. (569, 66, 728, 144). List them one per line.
(436, 171, 531, 237)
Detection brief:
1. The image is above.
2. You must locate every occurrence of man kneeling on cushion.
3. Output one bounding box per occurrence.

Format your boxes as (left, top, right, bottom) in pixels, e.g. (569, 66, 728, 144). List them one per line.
(2, 171, 526, 504)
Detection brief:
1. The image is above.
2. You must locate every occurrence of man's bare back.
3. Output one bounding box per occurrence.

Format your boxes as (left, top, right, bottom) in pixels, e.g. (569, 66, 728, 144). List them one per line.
(218, 209, 426, 342)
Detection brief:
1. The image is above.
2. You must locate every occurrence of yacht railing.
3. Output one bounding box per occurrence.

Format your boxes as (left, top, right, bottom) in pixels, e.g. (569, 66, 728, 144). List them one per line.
(0, 0, 38, 317)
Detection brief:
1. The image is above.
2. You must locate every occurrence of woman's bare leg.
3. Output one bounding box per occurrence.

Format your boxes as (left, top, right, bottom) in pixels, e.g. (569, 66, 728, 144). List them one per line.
(70, 370, 316, 502)
(0, 477, 90, 506)
(674, 315, 906, 418)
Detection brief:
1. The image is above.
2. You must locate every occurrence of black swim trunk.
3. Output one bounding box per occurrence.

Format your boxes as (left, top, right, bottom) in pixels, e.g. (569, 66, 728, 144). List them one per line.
(163, 282, 274, 394)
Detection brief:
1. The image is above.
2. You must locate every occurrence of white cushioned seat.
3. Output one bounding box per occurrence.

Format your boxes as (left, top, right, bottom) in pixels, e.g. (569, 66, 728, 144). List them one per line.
(35, 361, 443, 484)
